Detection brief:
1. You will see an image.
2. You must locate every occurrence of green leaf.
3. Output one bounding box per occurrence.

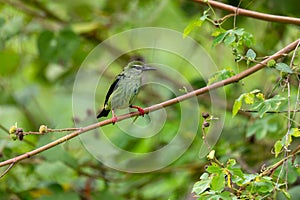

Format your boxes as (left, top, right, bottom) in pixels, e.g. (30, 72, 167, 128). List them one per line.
(224, 33, 236, 46)
(192, 173, 212, 195)
(254, 179, 273, 194)
(255, 95, 285, 118)
(219, 191, 232, 200)
(229, 168, 244, 180)
(0, 50, 20, 75)
(37, 30, 57, 62)
(290, 128, 300, 137)
(246, 49, 256, 60)
(37, 29, 80, 63)
(211, 172, 225, 192)
(183, 18, 204, 38)
(183, 10, 209, 38)
(275, 63, 293, 74)
(208, 68, 235, 85)
(206, 165, 222, 174)
(282, 190, 291, 200)
(212, 32, 227, 47)
(274, 140, 283, 157)
(35, 161, 77, 184)
(244, 93, 255, 104)
(226, 159, 236, 167)
(232, 98, 242, 117)
(233, 28, 244, 35)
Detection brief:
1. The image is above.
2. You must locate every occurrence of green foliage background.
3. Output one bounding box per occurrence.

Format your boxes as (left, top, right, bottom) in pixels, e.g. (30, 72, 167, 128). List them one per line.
(0, 0, 300, 199)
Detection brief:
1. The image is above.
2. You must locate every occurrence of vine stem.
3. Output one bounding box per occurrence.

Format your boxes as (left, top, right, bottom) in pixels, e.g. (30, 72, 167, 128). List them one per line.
(0, 39, 299, 171)
(194, 0, 300, 25)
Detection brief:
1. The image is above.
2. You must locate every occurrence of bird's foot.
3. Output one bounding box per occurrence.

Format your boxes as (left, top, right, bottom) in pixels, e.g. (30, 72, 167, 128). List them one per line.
(111, 116, 118, 124)
(130, 105, 145, 117)
(111, 110, 117, 124)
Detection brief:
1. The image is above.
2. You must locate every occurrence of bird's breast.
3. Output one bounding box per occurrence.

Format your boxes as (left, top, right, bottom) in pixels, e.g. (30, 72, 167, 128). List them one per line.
(110, 78, 141, 109)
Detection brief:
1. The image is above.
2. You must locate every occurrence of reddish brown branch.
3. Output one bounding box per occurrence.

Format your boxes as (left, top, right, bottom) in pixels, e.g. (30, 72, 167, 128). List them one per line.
(194, 0, 300, 25)
(0, 39, 299, 170)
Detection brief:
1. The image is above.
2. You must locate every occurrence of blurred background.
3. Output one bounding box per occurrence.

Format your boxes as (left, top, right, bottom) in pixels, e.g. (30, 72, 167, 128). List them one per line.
(0, 0, 299, 199)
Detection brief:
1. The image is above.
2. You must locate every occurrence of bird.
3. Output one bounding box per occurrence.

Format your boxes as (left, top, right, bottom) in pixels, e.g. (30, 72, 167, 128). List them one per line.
(97, 60, 155, 124)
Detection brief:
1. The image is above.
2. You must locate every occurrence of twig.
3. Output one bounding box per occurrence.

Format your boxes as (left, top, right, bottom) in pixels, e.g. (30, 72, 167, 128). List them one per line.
(0, 39, 299, 171)
(194, 0, 300, 25)
(0, 162, 15, 178)
(0, 124, 9, 135)
(260, 145, 300, 177)
(23, 127, 82, 135)
(240, 109, 300, 114)
(202, 122, 211, 151)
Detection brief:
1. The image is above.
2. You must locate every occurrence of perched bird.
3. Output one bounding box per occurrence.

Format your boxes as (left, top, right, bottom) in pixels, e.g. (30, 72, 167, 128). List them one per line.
(97, 61, 155, 124)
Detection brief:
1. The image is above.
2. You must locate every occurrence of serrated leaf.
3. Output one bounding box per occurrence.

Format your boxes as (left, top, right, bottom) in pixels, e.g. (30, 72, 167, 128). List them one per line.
(274, 140, 283, 157)
(246, 49, 256, 60)
(275, 63, 293, 74)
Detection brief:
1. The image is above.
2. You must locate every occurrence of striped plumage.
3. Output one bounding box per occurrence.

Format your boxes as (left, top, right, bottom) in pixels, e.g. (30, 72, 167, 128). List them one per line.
(97, 61, 155, 123)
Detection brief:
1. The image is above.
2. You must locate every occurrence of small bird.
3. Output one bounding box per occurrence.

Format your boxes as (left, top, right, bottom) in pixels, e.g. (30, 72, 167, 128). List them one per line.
(97, 60, 155, 124)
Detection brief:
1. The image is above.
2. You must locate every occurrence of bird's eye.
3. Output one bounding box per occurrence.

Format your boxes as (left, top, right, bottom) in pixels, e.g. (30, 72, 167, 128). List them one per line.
(133, 65, 142, 70)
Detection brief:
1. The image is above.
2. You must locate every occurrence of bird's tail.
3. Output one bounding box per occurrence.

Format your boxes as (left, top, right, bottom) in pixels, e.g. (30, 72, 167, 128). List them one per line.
(97, 108, 110, 118)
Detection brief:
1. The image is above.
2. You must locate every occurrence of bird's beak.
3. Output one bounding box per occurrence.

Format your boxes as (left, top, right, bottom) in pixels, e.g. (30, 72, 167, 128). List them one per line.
(142, 65, 156, 71)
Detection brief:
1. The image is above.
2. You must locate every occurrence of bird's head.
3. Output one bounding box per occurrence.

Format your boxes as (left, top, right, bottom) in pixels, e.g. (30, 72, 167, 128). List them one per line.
(123, 61, 156, 76)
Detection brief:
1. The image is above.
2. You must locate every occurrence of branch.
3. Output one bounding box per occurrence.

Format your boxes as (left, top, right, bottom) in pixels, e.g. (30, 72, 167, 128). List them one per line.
(0, 39, 299, 170)
(240, 109, 300, 114)
(193, 0, 300, 25)
(260, 144, 300, 177)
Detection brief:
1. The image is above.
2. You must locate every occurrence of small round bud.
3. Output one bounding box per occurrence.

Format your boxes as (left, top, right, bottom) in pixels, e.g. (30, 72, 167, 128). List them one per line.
(16, 128, 23, 135)
(9, 125, 17, 134)
(11, 134, 17, 141)
(203, 121, 210, 127)
(18, 133, 24, 141)
(267, 59, 276, 68)
(39, 125, 48, 134)
(202, 112, 210, 119)
(207, 150, 215, 160)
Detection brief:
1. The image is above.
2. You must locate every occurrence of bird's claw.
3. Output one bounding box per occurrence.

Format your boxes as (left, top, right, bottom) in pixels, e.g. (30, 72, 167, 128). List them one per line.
(130, 105, 145, 117)
(112, 116, 118, 124)
(137, 107, 145, 117)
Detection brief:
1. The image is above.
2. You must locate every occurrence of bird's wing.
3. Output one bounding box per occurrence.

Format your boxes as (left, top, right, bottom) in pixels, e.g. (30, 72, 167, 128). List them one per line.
(103, 74, 124, 105)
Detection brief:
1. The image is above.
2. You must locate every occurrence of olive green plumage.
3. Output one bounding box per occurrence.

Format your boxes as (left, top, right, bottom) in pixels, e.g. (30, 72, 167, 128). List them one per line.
(97, 61, 155, 120)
